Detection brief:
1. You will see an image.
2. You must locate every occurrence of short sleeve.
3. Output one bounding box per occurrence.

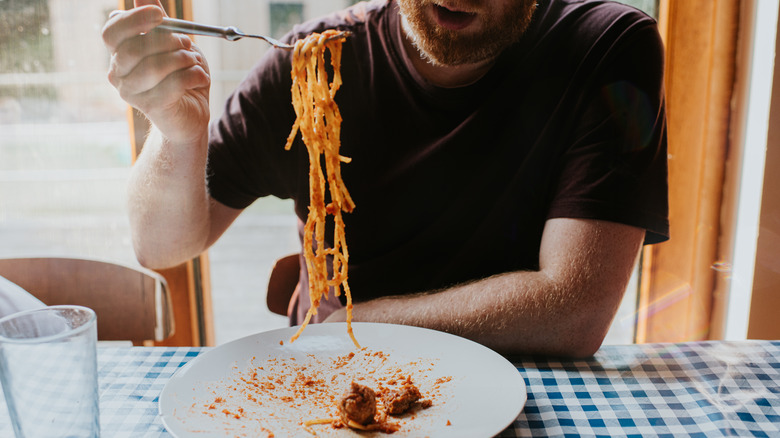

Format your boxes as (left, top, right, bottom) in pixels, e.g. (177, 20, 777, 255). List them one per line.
(547, 21, 669, 244)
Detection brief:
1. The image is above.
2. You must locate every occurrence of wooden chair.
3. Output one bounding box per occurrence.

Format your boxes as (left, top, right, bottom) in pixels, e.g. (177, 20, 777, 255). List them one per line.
(267, 253, 301, 317)
(0, 257, 174, 345)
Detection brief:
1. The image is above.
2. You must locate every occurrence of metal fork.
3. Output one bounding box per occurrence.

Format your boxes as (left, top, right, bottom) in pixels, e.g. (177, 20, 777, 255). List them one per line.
(157, 17, 299, 48)
(110, 11, 349, 50)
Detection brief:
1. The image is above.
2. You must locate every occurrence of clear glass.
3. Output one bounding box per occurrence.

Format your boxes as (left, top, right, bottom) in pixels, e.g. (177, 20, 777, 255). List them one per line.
(0, 305, 99, 438)
(602, 0, 658, 345)
(190, 0, 356, 344)
(0, 0, 136, 264)
(617, 0, 659, 19)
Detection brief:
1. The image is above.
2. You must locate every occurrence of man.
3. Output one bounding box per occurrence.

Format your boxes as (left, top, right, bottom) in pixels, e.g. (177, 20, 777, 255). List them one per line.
(102, 0, 668, 357)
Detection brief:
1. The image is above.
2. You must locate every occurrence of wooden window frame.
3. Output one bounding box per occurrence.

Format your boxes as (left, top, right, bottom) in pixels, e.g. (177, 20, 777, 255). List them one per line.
(637, 0, 740, 342)
(638, 0, 780, 342)
(730, 0, 780, 340)
(122, 0, 214, 346)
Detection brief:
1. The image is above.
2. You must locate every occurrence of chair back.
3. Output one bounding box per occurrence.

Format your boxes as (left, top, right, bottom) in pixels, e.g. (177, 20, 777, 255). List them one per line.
(267, 253, 300, 316)
(0, 257, 174, 345)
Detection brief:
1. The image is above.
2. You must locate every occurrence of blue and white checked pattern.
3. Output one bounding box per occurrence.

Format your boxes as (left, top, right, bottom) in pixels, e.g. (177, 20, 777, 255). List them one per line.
(2, 341, 779, 437)
(95, 348, 202, 437)
(1, 347, 202, 438)
(0, 342, 99, 436)
(503, 341, 780, 437)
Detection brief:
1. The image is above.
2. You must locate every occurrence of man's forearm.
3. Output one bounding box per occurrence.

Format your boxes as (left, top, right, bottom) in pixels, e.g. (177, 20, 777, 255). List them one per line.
(127, 126, 212, 269)
(339, 270, 616, 358)
(325, 218, 645, 358)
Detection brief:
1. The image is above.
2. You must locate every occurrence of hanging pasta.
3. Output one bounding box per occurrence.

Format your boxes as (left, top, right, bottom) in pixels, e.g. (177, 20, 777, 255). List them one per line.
(284, 30, 360, 349)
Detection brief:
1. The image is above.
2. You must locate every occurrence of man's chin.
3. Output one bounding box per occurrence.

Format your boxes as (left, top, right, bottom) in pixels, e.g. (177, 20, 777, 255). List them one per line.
(417, 38, 501, 66)
(399, 0, 538, 66)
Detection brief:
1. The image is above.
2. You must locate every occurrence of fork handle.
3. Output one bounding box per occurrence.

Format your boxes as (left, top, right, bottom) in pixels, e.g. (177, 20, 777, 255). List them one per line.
(108, 11, 245, 41)
(157, 17, 244, 41)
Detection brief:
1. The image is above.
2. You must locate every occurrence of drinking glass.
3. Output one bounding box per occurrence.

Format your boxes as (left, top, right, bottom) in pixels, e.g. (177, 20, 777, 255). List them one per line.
(0, 305, 100, 437)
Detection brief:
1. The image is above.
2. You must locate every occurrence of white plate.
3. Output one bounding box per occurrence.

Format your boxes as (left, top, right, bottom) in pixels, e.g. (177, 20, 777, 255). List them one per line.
(159, 322, 525, 437)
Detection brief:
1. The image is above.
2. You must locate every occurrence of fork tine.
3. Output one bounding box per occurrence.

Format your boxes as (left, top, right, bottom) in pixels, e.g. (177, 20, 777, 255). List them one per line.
(246, 30, 352, 50)
(242, 33, 294, 50)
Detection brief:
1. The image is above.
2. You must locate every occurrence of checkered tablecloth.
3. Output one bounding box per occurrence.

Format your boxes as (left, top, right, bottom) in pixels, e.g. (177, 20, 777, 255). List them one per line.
(2, 341, 780, 437)
(503, 340, 780, 437)
(0, 347, 202, 437)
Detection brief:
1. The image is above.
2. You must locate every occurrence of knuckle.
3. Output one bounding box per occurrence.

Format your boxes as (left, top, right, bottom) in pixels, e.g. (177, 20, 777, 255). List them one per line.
(123, 41, 143, 64)
(115, 82, 132, 101)
(182, 68, 209, 90)
(194, 66, 211, 86)
(100, 20, 118, 46)
(100, 26, 111, 46)
(106, 69, 118, 86)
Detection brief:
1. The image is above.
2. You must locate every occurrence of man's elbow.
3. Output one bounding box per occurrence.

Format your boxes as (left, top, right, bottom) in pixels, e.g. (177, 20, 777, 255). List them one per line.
(560, 315, 613, 358)
(534, 319, 610, 359)
(496, 326, 607, 359)
(133, 247, 170, 271)
(563, 333, 605, 359)
(131, 239, 188, 270)
(529, 333, 605, 359)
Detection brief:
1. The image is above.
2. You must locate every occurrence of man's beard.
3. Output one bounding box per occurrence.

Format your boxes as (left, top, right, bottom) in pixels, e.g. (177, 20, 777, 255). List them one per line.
(398, 0, 537, 66)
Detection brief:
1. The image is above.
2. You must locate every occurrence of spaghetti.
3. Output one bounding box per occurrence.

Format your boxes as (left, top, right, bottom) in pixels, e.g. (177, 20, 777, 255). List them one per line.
(284, 30, 360, 349)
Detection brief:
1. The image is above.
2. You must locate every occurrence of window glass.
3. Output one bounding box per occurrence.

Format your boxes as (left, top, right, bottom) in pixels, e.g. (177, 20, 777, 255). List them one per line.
(0, 0, 135, 264)
(600, 0, 659, 344)
(618, 0, 659, 19)
(269, 3, 304, 39)
(191, 0, 352, 344)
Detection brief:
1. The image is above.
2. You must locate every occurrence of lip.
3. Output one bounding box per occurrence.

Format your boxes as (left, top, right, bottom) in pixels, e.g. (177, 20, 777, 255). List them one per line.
(432, 3, 478, 31)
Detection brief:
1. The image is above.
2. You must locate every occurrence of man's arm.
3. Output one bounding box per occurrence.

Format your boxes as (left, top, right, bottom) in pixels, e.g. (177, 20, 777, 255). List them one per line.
(103, 1, 241, 268)
(126, 128, 243, 268)
(325, 218, 644, 358)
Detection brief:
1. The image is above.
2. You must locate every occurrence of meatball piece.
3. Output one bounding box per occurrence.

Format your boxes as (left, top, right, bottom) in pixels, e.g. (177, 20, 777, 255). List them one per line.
(384, 384, 422, 415)
(339, 382, 376, 426)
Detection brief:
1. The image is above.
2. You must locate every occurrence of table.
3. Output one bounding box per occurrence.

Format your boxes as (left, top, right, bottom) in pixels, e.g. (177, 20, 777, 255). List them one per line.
(1, 341, 779, 437)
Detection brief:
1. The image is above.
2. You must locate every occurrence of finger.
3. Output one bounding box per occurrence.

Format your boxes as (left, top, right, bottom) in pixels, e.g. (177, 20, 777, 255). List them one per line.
(134, 0, 167, 11)
(113, 49, 204, 98)
(102, 5, 165, 52)
(110, 31, 193, 78)
(133, 64, 210, 112)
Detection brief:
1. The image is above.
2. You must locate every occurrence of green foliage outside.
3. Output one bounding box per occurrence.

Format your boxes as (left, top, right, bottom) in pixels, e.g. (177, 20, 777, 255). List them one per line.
(0, 0, 56, 100)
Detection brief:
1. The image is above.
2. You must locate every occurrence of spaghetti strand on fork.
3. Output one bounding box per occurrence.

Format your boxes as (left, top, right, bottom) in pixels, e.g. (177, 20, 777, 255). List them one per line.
(285, 30, 360, 349)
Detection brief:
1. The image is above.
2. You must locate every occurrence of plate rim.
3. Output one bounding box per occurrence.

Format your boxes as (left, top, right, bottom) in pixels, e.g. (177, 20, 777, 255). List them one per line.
(159, 322, 526, 437)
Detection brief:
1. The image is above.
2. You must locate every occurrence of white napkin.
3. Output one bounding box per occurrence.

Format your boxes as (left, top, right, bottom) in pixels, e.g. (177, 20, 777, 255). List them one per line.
(0, 275, 46, 319)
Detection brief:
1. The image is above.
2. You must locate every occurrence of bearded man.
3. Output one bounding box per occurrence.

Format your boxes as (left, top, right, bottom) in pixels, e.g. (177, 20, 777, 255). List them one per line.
(103, 0, 668, 357)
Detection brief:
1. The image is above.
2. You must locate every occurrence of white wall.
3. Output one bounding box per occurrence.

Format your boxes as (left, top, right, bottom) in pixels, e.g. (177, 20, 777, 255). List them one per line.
(725, 0, 779, 339)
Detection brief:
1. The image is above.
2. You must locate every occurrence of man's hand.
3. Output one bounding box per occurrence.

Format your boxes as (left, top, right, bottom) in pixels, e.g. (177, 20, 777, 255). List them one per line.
(101, 1, 240, 269)
(324, 307, 347, 323)
(102, 0, 210, 146)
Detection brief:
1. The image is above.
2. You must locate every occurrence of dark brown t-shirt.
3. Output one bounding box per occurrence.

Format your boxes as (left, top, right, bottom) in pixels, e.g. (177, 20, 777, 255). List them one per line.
(207, 0, 669, 313)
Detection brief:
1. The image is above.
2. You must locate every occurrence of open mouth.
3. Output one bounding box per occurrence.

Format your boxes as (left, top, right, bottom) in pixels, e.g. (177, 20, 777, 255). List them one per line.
(432, 4, 478, 31)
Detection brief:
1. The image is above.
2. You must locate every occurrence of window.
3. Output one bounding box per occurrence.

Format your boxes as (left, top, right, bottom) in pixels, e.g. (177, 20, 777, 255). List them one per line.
(3, 0, 675, 347)
(0, 0, 135, 265)
(601, 0, 659, 345)
(269, 3, 304, 39)
(191, 1, 350, 344)
(619, 0, 658, 18)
